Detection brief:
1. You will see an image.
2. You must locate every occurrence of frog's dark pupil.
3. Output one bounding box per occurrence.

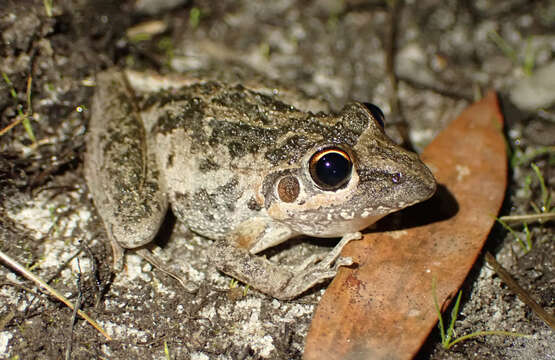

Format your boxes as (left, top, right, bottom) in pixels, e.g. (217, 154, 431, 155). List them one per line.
(312, 151, 352, 189)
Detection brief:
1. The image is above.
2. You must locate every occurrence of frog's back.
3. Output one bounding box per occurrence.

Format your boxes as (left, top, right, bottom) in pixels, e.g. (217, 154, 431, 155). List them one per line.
(137, 81, 334, 239)
(140, 82, 321, 165)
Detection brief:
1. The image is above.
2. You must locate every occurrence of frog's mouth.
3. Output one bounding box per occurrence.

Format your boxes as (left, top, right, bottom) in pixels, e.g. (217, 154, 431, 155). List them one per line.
(304, 213, 388, 238)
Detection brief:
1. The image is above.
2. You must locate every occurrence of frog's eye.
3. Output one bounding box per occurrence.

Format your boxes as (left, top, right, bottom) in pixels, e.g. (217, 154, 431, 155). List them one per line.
(363, 103, 385, 128)
(309, 147, 353, 191)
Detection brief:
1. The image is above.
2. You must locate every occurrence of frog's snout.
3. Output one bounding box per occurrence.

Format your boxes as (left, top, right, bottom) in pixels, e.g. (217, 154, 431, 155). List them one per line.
(412, 160, 437, 202)
(359, 147, 437, 209)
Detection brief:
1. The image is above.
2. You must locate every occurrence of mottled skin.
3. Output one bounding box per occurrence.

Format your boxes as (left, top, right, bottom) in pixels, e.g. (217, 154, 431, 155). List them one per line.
(85, 69, 436, 300)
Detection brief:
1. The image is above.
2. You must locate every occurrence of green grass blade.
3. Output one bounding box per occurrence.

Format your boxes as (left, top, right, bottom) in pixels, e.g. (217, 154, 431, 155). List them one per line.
(432, 277, 447, 345)
(531, 163, 551, 212)
(488, 30, 518, 64)
(445, 291, 462, 345)
(495, 217, 529, 252)
(445, 330, 531, 350)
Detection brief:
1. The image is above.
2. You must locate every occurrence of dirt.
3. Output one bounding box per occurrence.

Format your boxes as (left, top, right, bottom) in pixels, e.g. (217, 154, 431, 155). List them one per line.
(0, 0, 553, 359)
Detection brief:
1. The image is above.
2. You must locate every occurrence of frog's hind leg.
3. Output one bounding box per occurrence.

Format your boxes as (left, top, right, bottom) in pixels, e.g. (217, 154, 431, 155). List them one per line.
(85, 70, 169, 267)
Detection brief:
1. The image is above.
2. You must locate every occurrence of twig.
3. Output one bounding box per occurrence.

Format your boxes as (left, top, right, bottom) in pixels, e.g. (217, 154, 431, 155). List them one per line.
(0, 281, 41, 297)
(82, 243, 104, 307)
(385, 0, 411, 148)
(397, 74, 474, 102)
(0, 308, 16, 331)
(499, 212, 555, 224)
(136, 248, 196, 293)
(0, 249, 112, 340)
(485, 252, 555, 329)
(0, 117, 24, 136)
(65, 258, 83, 360)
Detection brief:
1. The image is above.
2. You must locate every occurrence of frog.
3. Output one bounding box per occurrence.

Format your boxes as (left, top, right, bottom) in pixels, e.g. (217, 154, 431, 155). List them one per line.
(84, 68, 437, 300)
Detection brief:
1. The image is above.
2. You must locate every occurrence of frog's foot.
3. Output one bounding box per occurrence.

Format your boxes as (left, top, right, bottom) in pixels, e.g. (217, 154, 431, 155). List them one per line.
(211, 232, 362, 300)
(295, 232, 362, 272)
(278, 232, 362, 299)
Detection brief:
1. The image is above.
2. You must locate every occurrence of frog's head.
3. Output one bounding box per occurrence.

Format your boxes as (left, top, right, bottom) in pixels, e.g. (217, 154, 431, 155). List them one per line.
(263, 102, 436, 238)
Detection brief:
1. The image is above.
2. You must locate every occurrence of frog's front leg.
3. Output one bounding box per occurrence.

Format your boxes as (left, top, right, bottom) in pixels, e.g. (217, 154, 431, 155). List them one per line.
(210, 229, 361, 300)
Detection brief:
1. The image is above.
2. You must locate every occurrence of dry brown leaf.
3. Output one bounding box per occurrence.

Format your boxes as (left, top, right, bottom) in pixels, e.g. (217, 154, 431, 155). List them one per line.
(304, 92, 507, 360)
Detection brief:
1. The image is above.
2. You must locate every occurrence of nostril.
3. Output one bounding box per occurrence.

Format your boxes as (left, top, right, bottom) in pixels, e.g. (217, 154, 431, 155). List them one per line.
(391, 172, 402, 184)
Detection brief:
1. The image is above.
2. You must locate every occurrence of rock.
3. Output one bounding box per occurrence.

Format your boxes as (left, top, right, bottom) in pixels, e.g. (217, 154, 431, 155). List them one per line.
(510, 61, 555, 111)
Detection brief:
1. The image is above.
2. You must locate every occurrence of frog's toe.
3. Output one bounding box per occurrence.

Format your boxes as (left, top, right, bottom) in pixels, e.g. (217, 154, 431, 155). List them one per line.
(295, 253, 327, 271)
(332, 256, 354, 269)
(278, 258, 350, 299)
